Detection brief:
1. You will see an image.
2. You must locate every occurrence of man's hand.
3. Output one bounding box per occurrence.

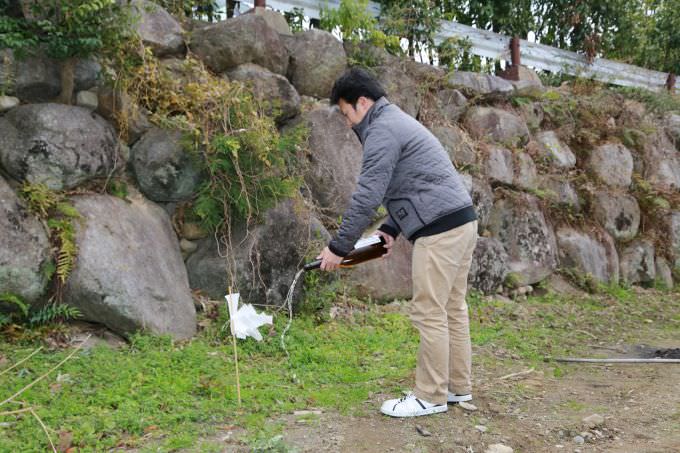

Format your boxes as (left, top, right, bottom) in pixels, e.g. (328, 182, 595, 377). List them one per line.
(317, 246, 343, 271)
(376, 230, 395, 257)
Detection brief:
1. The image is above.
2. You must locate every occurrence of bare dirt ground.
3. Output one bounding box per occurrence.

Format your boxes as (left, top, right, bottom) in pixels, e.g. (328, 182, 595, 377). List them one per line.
(141, 287, 678, 453)
(274, 336, 680, 453)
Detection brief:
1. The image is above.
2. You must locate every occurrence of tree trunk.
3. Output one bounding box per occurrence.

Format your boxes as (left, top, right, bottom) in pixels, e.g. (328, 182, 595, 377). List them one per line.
(57, 58, 76, 105)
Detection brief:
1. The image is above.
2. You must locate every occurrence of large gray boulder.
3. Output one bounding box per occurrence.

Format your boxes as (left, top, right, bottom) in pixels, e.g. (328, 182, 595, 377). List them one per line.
(342, 41, 399, 68)
(515, 66, 543, 87)
(468, 237, 508, 294)
(0, 175, 50, 305)
(447, 71, 514, 94)
(469, 176, 494, 232)
(301, 107, 363, 219)
(0, 49, 100, 103)
(642, 131, 680, 191)
(405, 60, 447, 86)
(592, 191, 640, 242)
(189, 14, 288, 75)
(346, 234, 413, 301)
(64, 193, 197, 339)
(433, 88, 467, 123)
(666, 211, 680, 272)
(666, 113, 680, 150)
(186, 198, 330, 307)
(248, 7, 292, 35)
(655, 256, 674, 289)
(226, 63, 300, 124)
(431, 125, 476, 167)
(131, 0, 185, 57)
(514, 152, 538, 190)
(619, 240, 656, 285)
(131, 128, 204, 202)
(465, 107, 530, 147)
(538, 176, 580, 209)
(0, 104, 118, 190)
(485, 146, 514, 186)
(517, 102, 544, 131)
(587, 143, 633, 188)
(556, 227, 619, 284)
(534, 131, 576, 169)
(373, 64, 420, 118)
(287, 29, 347, 99)
(488, 192, 558, 285)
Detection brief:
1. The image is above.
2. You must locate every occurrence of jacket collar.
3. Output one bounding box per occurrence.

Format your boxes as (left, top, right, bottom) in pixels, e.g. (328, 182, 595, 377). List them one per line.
(352, 96, 390, 144)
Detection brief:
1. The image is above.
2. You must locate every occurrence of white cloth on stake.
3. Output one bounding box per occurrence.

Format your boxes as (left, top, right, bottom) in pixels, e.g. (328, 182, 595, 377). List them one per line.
(225, 293, 273, 341)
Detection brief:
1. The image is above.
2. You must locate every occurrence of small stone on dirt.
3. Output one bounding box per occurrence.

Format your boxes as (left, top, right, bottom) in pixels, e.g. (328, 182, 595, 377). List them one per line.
(459, 401, 478, 411)
(485, 444, 514, 453)
(582, 414, 604, 428)
(573, 435, 585, 445)
(475, 425, 488, 433)
(415, 425, 432, 437)
(294, 410, 322, 416)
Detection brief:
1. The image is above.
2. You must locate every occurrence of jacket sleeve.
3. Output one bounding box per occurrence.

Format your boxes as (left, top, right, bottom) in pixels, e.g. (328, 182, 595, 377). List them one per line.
(378, 215, 400, 239)
(328, 126, 401, 257)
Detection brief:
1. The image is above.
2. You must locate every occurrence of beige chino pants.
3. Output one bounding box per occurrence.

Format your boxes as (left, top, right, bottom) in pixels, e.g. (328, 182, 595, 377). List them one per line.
(410, 220, 478, 405)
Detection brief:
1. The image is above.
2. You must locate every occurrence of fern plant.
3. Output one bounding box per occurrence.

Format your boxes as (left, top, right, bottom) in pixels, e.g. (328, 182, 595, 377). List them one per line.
(0, 293, 81, 328)
(0, 293, 29, 327)
(0, 293, 29, 317)
(20, 182, 59, 217)
(18, 183, 82, 291)
(29, 303, 82, 326)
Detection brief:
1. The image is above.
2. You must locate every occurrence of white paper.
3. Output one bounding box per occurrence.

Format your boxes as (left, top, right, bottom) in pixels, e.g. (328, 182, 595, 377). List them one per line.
(225, 293, 273, 341)
(354, 235, 382, 249)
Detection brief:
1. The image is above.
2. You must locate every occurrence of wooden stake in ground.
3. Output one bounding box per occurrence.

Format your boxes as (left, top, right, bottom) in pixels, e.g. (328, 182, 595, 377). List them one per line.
(227, 288, 242, 407)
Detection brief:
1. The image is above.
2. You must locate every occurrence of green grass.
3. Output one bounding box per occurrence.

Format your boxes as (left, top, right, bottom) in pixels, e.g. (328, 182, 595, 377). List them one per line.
(0, 311, 418, 451)
(1, 286, 678, 451)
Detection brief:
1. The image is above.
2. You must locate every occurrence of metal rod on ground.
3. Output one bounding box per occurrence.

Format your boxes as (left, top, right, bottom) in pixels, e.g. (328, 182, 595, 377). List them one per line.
(554, 358, 680, 364)
(228, 287, 242, 407)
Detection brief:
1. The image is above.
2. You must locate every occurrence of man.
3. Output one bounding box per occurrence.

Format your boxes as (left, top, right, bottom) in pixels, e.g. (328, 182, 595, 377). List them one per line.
(316, 67, 478, 418)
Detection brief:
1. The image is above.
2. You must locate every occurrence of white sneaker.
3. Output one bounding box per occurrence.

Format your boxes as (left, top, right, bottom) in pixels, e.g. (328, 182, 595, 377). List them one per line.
(447, 392, 472, 403)
(380, 393, 447, 417)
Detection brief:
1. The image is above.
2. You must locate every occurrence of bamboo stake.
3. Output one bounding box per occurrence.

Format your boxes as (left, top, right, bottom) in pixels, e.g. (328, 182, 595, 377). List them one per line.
(0, 334, 91, 407)
(499, 368, 535, 380)
(0, 347, 44, 377)
(228, 287, 241, 407)
(554, 357, 680, 364)
(29, 407, 57, 453)
(0, 407, 32, 417)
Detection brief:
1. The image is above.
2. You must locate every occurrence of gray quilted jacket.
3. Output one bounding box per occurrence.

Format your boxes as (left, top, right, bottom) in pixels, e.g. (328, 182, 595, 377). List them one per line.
(328, 97, 475, 257)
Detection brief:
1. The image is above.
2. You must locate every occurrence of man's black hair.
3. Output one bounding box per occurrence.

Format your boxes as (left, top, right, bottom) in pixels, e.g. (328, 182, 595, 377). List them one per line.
(330, 67, 387, 106)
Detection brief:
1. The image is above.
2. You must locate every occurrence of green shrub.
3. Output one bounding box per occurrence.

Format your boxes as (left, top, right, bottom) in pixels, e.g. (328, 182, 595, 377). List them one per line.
(320, 0, 401, 54)
(118, 55, 306, 230)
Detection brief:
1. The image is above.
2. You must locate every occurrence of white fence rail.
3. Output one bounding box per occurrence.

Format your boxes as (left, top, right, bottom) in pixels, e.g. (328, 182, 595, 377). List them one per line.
(261, 0, 679, 93)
